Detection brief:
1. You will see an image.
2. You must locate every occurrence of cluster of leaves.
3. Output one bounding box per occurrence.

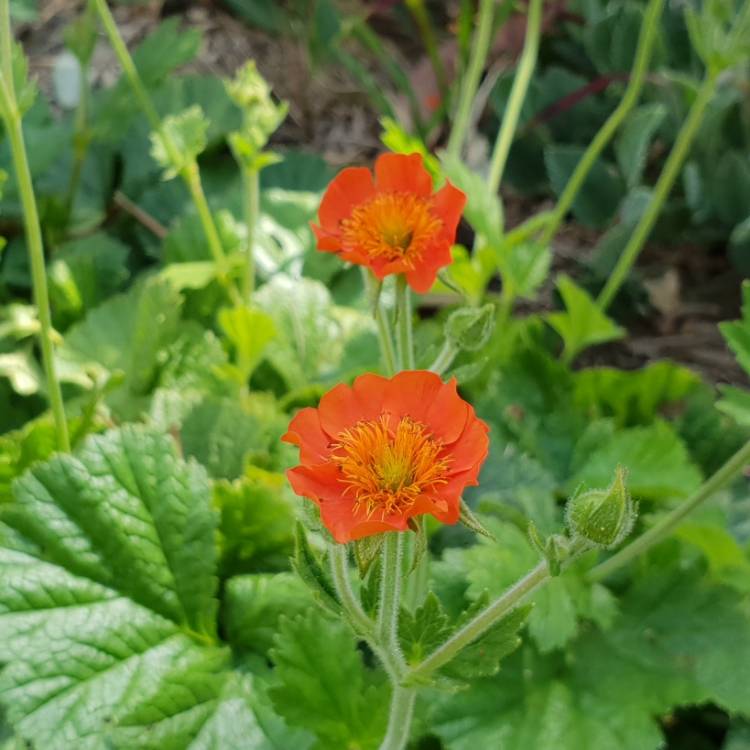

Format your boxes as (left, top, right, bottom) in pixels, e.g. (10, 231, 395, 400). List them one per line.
(0, 3, 749, 750)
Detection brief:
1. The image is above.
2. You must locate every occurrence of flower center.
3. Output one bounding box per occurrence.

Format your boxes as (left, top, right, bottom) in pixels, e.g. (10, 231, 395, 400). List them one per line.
(331, 415, 450, 518)
(340, 192, 443, 267)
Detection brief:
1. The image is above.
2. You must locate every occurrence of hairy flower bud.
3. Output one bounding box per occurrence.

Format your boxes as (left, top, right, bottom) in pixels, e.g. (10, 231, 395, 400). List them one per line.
(565, 466, 636, 549)
(444, 304, 495, 352)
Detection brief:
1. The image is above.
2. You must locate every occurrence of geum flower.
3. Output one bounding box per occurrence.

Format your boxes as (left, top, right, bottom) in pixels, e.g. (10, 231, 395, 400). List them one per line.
(282, 371, 489, 543)
(312, 152, 466, 293)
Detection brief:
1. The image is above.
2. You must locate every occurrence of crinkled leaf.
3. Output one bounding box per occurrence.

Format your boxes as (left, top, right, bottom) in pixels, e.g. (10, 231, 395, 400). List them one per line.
(720, 280, 750, 377)
(151, 105, 209, 179)
(218, 305, 276, 384)
(497, 241, 551, 301)
(569, 420, 702, 501)
(399, 592, 451, 666)
(224, 573, 313, 657)
(717, 384, 750, 428)
(270, 610, 388, 748)
(214, 470, 297, 575)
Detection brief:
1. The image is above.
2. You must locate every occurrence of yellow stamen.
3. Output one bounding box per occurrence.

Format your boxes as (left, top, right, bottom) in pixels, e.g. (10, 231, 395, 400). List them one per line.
(340, 192, 442, 267)
(331, 415, 449, 519)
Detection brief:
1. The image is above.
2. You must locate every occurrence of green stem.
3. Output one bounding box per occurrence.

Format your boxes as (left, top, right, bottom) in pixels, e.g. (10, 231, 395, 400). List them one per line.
(597, 73, 717, 311)
(588, 439, 750, 582)
(0, 5, 70, 452)
(539, 0, 666, 246)
(377, 532, 404, 653)
(378, 686, 417, 750)
(428, 339, 458, 375)
(409, 558, 550, 680)
(363, 270, 398, 375)
(183, 162, 241, 306)
(63, 62, 91, 226)
(486, 0, 543, 196)
(446, 0, 495, 159)
(406, 0, 448, 101)
(92, 0, 160, 130)
(396, 275, 415, 370)
(94, 0, 241, 305)
(242, 167, 259, 300)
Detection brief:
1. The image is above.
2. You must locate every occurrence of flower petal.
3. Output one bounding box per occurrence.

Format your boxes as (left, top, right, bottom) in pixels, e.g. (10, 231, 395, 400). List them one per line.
(318, 167, 375, 230)
(432, 180, 466, 238)
(281, 407, 331, 463)
(318, 373, 389, 438)
(374, 152, 433, 196)
(447, 414, 490, 474)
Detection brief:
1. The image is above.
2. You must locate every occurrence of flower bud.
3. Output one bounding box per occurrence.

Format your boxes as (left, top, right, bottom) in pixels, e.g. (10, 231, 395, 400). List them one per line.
(444, 304, 495, 352)
(565, 466, 636, 549)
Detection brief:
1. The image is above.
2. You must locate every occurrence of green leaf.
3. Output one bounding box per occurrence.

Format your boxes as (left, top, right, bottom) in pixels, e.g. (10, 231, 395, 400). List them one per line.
(544, 146, 625, 228)
(214, 470, 297, 575)
(720, 280, 750, 377)
(399, 592, 451, 666)
(0, 349, 41, 396)
(717, 384, 750, 428)
(58, 276, 183, 412)
(270, 610, 388, 749)
(224, 573, 313, 656)
(573, 361, 700, 427)
(181, 396, 273, 480)
(48, 232, 130, 325)
(546, 275, 626, 362)
(497, 241, 551, 301)
(163, 209, 243, 264)
(569, 420, 702, 501)
(710, 151, 750, 226)
(151, 105, 210, 179)
(0, 427, 312, 749)
(218, 305, 276, 384)
(255, 275, 375, 388)
(615, 103, 666, 188)
(441, 603, 530, 682)
(292, 523, 340, 614)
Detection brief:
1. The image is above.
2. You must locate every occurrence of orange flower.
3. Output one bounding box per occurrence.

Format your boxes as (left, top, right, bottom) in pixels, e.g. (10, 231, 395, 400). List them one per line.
(312, 153, 466, 293)
(282, 371, 489, 543)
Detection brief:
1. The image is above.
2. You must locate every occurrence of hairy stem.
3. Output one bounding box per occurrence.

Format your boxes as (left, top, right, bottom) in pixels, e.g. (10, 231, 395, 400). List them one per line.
(487, 0, 544, 196)
(94, 0, 241, 304)
(242, 167, 259, 300)
(363, 270, 398, 375)
(396, 275, 415, 370)
(0, 4, 70, 451)
(428, 339, 458, 375)
(597, 73, 716, 311)
(588, 439, 750, 582)
(378, 686, 417, 750)
(446, 0, 495, 158)
(539, 0, 666, 246)
(377, 532, 404, 652)
(408, 558, 550, 680)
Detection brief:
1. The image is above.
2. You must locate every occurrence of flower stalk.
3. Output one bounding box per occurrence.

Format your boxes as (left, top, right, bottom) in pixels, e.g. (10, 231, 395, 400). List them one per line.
(0, 0, 70, 452)
(596, 72, 717, 311)
(486, 0, 544, 196)
(93, 0, 241, 305)
(395, 275, 416, 370)
(377, 532, 405, 652)
(446, 0, 495, 159)
(538, 0, 665, 246)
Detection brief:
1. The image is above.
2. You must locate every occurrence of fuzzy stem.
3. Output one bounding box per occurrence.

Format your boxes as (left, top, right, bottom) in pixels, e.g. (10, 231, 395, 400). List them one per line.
(597, 73, 716, 311)
(446, 0, 495, 159)
(94, 0, 241, 305)
(428, 339, 458, 375)
(588, 440, 750, 582)
(486, 0, 544, 195)
(539, 0, 666, 246)
(242, 166, 259, 299)
(395, 275, 415, 370)
(378, 686, 417, 750)
(0, 5, 70, 452)
(363, 270, 398, 375)
(377, 532, 404, 653)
